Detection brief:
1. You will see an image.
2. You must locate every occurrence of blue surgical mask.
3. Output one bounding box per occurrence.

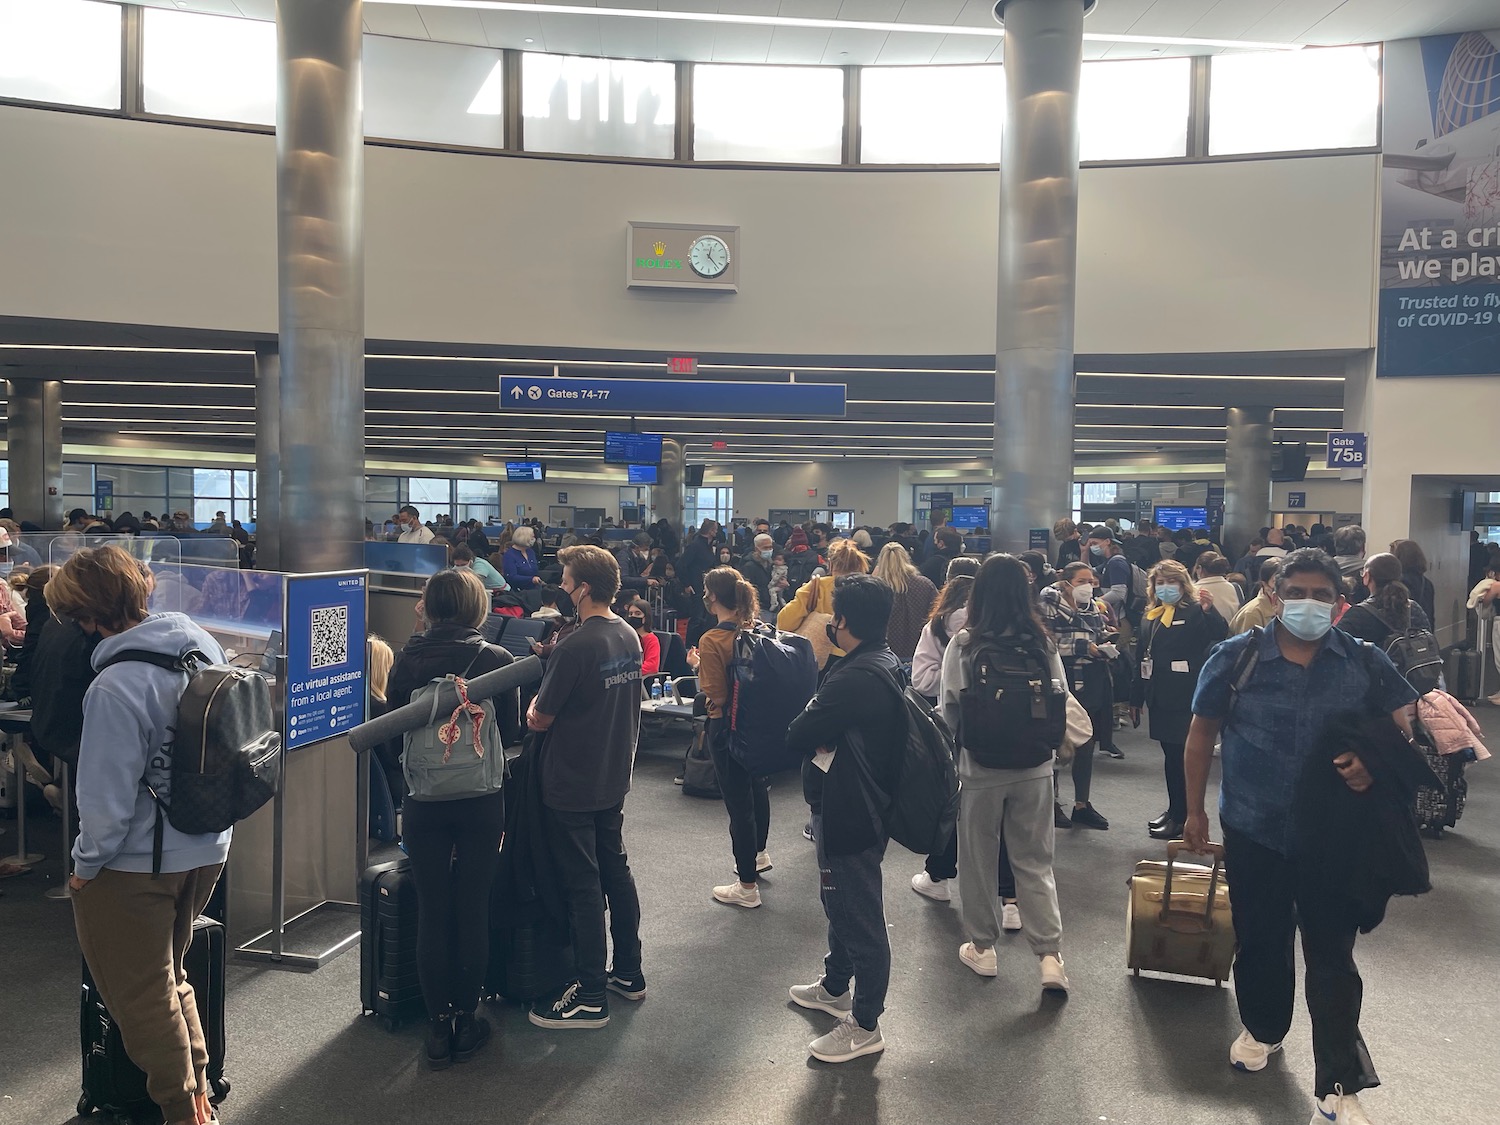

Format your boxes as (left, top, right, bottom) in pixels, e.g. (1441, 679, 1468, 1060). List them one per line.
(760, 549, 772, 560)
(1089, 545, 1105, 559)
(1155, 585, 1182, 605)
(1279, 598, 1334, 641)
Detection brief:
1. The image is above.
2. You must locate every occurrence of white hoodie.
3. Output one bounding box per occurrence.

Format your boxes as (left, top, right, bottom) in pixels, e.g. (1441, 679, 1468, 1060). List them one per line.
(911, 607, 967, 698)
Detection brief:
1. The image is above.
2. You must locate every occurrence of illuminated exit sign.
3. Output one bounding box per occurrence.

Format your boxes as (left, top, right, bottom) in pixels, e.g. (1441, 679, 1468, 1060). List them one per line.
(667, 356, 698, 375)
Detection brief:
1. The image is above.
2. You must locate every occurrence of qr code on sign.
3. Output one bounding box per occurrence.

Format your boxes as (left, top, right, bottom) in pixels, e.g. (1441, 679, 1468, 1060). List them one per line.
(310, 605, 349, 670)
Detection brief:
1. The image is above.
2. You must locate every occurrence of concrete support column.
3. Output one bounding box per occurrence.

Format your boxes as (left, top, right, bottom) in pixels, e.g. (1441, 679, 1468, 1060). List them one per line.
(990, 0, 1088, 556)
(275, 0, 364, 574)
(254, 344, 282, 571)
(6, 377, 63, 529)
(1223, 406, 1273, 560)
(658, 439, 686, 541)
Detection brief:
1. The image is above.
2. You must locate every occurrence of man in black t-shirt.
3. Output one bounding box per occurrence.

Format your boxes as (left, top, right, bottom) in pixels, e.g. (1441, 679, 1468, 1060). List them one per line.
(526, 545, 645, 1030)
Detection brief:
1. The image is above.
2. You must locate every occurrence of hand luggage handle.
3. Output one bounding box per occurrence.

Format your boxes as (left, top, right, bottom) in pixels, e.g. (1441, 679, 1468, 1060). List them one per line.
(1160, 840, 1225, 929)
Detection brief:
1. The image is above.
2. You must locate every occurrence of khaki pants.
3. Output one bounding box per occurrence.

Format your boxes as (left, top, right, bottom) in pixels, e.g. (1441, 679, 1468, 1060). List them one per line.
(72, 864, 223, 1124)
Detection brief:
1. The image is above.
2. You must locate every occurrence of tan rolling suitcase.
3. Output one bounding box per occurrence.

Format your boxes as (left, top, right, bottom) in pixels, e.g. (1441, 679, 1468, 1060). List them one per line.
(1126, 841, 1235, 985)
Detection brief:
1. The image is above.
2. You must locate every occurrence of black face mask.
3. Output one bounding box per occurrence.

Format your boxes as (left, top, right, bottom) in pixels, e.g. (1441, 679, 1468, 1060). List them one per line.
(825, 622, 841, 648)
(627, 615, 646, 627)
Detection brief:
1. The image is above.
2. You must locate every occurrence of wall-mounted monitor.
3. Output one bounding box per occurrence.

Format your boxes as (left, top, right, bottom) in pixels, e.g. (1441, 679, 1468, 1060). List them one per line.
(505, 461, 546, 482)
(1269, 443, 1310, 483)
(626, 464, 658, 484)
(604, 431, 663, 465)
(684, 464, 706, 488)
(950, 505, 988, 529)
(1154, 505, 1209, 530)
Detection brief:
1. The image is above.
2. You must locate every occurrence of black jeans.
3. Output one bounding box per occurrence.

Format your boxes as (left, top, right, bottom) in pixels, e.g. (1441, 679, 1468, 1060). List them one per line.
(707, 718, 771, 883)
(1159, 740, 1187, 822)
(1061, 660, 1109, 804)
(1222, 826, 1378, 1098)
(923, 829, 1016, 898)
(401, 791, 505, 1016)
(813, 813, 890, 1032)
(544, 802, 643, 997)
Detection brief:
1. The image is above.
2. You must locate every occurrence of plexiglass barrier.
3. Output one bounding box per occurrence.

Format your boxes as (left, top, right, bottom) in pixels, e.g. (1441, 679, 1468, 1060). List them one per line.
(364, 540, 447, 577)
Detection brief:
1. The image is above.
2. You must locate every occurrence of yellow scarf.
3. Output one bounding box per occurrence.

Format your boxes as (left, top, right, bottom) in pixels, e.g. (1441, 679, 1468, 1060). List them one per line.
(1146, 602, 1177, 629)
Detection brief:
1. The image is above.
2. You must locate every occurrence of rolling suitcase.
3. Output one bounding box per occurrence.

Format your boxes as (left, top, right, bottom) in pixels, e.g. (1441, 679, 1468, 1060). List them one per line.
(359, 860, 425, 1030)
(1126, 841, 1235, 986)
(485, 906, 574, 1003)
(1443, 644, 1483, 703)
(79, 916, 229, 1120)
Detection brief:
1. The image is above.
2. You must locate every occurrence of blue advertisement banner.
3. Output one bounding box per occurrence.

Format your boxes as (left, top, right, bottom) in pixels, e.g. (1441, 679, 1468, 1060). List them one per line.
(1379, 31, 1500, 377)
(284, 571, 368, 752)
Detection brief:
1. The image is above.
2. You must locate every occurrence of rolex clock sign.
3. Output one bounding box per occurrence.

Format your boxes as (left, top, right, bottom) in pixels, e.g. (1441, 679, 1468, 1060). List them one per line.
(627, 222, 739, 293)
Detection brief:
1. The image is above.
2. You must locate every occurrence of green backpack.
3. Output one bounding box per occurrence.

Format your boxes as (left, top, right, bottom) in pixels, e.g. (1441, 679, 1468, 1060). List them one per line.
(402, 649, 506, 802)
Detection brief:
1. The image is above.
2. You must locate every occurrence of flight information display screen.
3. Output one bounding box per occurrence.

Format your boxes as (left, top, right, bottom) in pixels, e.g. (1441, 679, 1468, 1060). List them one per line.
(604, 432, 663, 465)
(1154, 505, 1208, 530)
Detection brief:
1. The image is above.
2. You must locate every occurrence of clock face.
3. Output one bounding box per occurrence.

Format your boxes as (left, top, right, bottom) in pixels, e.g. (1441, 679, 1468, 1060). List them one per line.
(688, 235, 731, 279)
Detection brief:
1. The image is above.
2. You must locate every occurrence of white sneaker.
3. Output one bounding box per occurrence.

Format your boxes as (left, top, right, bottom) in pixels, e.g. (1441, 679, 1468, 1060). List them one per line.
(1487, 691, 1500, 707)
(910, 871, 951, 902)
(728, 852, 774, 875)
(959, 942, 997, 977)
(808, 1015, 885, 1063)
(712, 881, 761, 908)
(1001, 902, 1022, 931)
(1311, 1086, 1373, 1124)
(1039, 954, 1069, 994)
(1229, 1028, 1284, 1072)
(788, 979, 852, 1018)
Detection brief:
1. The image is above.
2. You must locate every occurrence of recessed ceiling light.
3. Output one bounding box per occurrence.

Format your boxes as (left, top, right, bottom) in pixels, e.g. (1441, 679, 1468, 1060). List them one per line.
(524, 37, 534, 43)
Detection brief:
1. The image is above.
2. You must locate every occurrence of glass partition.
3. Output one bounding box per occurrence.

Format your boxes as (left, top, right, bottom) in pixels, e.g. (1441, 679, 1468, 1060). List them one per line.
(1080, 57, 1190, 161)
(365, 541, 448, 578)
(859, 65, 1003, 165)
(522, 53, 676, 159)
(694, 64, 843, 164)
(142, 6, 276, 126)
(0, 0, 122, 110)
(1209, 44, 1381, 155)
(366, 35, 506, 149)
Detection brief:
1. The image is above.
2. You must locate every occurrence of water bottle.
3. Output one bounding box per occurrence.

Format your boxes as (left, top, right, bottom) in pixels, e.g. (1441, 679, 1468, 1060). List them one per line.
(650, 680, 663, 702)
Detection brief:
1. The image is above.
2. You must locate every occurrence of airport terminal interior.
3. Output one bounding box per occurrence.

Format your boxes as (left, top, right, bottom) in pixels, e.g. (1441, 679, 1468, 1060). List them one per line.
(1, 0, 1499, 1122)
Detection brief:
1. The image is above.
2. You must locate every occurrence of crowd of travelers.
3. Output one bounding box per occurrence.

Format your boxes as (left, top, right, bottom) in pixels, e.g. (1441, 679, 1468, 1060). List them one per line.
(7, 502, 1496, 1125)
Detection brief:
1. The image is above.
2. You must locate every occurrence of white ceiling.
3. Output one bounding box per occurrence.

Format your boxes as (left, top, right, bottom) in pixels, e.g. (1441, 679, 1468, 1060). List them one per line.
(134, 0, 1499, 66)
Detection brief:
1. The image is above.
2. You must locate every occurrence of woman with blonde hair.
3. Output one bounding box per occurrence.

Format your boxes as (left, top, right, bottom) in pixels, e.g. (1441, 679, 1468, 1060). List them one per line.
(1129, 559, 1226, 840)
(502, 524, 542, 589)
(776, 538, 869, 667)
(366, 635, 404, 812)
(872, 542, 939, 663)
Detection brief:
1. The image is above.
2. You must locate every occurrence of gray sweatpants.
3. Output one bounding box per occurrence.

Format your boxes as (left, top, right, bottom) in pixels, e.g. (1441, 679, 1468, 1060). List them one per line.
(958, 775, 1063, 957)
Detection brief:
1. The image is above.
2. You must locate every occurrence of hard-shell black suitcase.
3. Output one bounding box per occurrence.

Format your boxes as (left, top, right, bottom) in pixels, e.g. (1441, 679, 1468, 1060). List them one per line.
(485, 909, 574, 1003)
(1444, 645, 1483, 704)
(78, 916, 229, 1120)
(359, 859, 425, 1030)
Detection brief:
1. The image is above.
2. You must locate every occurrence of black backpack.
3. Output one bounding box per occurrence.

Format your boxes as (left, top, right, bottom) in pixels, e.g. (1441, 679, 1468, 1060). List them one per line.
(101, 649, 282, 872)
(958, 634, 1066, 770)
(1364, 609, 1443, 696)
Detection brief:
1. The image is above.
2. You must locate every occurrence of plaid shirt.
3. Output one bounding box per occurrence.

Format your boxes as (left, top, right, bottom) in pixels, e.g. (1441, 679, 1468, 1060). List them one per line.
(1039, 584, 1107, 663)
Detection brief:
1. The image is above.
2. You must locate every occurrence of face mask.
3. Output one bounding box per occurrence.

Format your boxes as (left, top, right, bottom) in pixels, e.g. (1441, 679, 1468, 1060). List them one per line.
(1089, 545, 1105, 559)
(1156, 585, 1182, 605)
(1072, 584, 1095, 607)
(825, 622, 842, 648)
(760, 549, 772, 560)
(627, 615, 645, 627)
(1280, 598, 1334, 641)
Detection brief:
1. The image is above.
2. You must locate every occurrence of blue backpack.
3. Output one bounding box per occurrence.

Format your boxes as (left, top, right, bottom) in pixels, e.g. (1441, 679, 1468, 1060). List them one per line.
(717, 622, 819, 776)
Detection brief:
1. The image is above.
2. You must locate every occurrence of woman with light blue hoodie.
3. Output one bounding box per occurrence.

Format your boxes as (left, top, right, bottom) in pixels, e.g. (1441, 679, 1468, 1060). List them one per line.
(48, 546, 228, 1125)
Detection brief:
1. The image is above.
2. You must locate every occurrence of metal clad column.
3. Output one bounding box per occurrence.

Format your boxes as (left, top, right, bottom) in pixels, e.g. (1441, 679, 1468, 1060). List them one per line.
(275, 0, 364, 574)
(658, 439, 686, 543)
(991, 0, 1087, 556)
(1223, 406, 1273, 560)
(6, 377, 64, 529)
(255, 344, 282, 571)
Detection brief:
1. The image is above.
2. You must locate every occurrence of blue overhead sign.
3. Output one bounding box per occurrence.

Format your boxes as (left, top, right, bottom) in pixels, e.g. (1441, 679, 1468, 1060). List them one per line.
(500, 376, 846, 419)
(1287, 492, 1307, 509)
(1326, 432, 1367, 469)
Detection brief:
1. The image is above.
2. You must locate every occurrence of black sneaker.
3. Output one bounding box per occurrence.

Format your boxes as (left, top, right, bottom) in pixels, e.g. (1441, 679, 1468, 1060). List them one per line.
(803, 822, 815, 842)
(1103, 743, 1125, 760)
(528, 981, 610, 1029)
(425, 1014, 454, 1070)
(1054, 803, 1072, 829)
(451, 1011, 491, 1063)
(1071, 803, 1110, 830)
(606, 969, 647, 1001)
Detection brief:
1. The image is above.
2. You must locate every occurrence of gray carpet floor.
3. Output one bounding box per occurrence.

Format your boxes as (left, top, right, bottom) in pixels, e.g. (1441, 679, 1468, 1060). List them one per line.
(3, 708, 1497, 1125)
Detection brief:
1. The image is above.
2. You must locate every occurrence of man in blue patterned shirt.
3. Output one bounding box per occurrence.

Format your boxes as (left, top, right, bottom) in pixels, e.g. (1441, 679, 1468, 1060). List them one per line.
(1185, 549, 1417, 1125)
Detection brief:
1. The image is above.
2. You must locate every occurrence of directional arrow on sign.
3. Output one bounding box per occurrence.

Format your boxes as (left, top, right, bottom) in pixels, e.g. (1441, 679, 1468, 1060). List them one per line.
(510, 386, 524, 399)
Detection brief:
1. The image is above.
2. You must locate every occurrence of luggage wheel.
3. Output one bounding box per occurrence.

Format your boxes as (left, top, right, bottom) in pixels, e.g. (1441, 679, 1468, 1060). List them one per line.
(211, 1076, 231, 1102)
(76, 1094, 94, 1117)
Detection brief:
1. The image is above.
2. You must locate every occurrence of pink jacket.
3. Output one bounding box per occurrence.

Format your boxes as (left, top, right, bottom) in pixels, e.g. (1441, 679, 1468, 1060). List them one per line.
(1418, 690, 1490, 760)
